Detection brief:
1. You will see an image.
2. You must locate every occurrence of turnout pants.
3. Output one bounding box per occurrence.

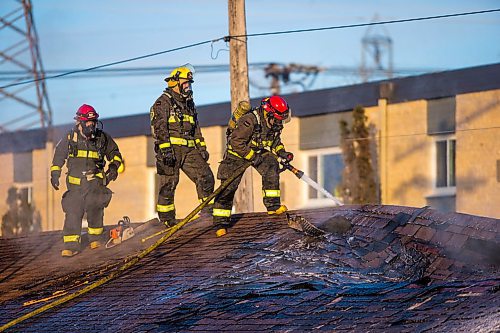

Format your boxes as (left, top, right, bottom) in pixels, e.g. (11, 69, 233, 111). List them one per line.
(213, 152, 281, 228)
(157, 145, 215, 223)
(62, 178, 112, 251)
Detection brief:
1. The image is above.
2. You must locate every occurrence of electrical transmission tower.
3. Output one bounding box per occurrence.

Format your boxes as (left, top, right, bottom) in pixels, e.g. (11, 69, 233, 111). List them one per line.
(252, 63, 322, 95)
(0, 0, 52, 133)
(360, 15, 393, 82)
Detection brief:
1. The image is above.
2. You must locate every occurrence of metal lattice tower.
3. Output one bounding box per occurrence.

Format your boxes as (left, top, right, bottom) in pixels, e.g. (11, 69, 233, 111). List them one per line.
(360, 15, 393, 83)
(0, 0, 52, 133)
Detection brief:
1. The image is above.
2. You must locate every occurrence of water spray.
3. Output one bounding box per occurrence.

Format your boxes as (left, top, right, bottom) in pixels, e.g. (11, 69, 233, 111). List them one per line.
(277, 157, 343, 206)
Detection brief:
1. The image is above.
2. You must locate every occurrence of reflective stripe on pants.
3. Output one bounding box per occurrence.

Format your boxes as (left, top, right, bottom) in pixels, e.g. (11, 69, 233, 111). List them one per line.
(262, 189, 280, 198)
(157, 203, 175, 213)
(213, 208, 231, 217)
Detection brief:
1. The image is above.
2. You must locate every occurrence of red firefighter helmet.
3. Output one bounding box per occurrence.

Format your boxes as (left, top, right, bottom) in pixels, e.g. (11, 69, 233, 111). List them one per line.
(75, 104, 99, 121)
(261, 95, 289, 121)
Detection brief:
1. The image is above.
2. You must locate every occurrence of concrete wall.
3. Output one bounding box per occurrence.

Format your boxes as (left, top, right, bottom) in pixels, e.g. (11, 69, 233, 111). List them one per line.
(299, 112, 350, 150)
(32, 148, 51, 232)
(383, 100, 432, 207)
(456, 89, 500, 218)
(105, 136, 150, 225)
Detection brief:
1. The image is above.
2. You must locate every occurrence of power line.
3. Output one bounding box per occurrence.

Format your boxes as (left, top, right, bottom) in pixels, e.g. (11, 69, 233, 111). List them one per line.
(0, 64, 441, 81)
(0, 64, 271, 75)
(0, 40, 213, 89)
(230, 8, 500, 38)
(1, 8, 498, 90)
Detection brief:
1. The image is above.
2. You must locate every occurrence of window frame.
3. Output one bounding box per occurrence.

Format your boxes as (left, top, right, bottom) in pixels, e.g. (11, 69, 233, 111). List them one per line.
(302, 146, 344, 208)
(430, 135, 456, 197)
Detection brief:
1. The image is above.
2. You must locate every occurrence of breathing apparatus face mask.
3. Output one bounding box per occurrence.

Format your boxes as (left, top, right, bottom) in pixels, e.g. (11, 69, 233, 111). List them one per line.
(266, 109, 291, 130)
(81, 121, 97, 139)
(179, 80, 193, 99)
(264, 112, 282, 131)
(271, 119, 284, 131)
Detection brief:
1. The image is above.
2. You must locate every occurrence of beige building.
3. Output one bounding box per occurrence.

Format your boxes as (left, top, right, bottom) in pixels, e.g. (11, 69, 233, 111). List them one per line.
(1, 63, 499, 235)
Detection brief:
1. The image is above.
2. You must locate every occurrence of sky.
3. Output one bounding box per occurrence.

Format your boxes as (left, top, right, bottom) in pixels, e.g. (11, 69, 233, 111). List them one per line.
(1, 0, 499, 128)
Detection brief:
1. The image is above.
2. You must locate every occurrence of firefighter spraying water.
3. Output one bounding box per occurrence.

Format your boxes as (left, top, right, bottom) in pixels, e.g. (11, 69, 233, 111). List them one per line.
(212, 95, 294, 237)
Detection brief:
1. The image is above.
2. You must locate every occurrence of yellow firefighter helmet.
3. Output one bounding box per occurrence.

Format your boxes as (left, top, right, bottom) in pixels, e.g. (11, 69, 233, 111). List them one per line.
(165, 64, 195, 88)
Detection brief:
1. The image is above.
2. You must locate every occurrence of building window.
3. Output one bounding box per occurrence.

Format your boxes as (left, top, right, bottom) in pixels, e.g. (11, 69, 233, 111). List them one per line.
(14, 151, 33, 183)
(307, 151, 344, 200)
(426, 136, 456, 212)
(435, 138, 456, 188)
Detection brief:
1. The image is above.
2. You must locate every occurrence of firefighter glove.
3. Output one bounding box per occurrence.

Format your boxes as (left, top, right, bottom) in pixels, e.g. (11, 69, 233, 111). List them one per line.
(199, 149, 209, 162)
(159, 147, 176, 167)
(50, 170, 61, 190)
(251, 154, 263, 167)
(278, 150, 294, 163)
(106, 163, 119, 183)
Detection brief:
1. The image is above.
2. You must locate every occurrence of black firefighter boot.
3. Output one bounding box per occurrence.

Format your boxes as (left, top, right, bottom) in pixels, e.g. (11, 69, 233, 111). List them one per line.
(199, 204, 213, 220)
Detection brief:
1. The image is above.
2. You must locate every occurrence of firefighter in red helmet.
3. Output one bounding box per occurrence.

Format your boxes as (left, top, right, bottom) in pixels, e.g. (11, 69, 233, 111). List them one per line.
(50, 104, 123, 257)
(212, 95, 294, 237)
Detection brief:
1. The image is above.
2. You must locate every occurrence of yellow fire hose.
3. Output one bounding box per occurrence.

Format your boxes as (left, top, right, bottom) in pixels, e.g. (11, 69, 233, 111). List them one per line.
(0, 163, 249, 332)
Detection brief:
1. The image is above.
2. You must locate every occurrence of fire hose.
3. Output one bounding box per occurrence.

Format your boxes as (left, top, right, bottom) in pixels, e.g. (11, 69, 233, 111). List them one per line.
(0, 162, 250, 332)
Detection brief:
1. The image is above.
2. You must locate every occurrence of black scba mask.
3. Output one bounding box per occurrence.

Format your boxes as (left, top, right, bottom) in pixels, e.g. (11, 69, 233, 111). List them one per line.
(271, 119, 284, 132)
(180, 81, 193, 99)
(82, 121, 97, 139)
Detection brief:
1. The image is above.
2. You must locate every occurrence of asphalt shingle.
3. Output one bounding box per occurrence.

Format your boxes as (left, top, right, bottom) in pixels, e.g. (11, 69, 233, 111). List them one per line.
(0, 205, 498, 332)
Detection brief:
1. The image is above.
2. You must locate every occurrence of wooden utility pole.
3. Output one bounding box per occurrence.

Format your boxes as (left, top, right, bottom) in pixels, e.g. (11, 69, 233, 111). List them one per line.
(228, 0, 253, 213)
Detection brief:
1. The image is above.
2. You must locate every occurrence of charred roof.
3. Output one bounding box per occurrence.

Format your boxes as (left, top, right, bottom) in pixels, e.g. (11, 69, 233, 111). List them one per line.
(0, 205, 498, 331)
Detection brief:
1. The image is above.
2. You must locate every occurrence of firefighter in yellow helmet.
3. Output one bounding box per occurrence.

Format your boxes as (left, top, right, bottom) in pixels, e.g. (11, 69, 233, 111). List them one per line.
(149, 64, 215, 227)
